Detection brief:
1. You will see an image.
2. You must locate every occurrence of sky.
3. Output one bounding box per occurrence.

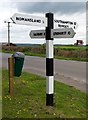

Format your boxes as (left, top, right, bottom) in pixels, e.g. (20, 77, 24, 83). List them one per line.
(0, 0, 87, 45)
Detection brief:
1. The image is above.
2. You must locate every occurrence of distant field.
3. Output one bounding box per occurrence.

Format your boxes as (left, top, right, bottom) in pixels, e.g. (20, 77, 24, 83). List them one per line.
(2, 69, 87, 119)
(2, 45, 88, 61)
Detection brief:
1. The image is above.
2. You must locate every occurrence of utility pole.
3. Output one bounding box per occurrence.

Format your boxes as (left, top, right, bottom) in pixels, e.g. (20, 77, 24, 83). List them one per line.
(4, 21, 11, 46)
(8, 22, 10, 46)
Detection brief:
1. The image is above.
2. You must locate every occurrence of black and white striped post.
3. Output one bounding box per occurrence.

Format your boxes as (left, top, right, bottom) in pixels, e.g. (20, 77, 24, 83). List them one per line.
(45, 13, 54, 106)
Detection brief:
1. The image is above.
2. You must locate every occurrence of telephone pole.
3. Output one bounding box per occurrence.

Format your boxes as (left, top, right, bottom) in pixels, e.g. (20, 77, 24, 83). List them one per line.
(4, 21, 11, 46)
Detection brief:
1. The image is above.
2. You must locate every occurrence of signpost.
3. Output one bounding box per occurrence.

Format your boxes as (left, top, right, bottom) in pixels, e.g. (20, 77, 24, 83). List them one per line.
(11, 13, 47, 27)
(30, 28, 75, 39)
(45, 13, 54, 106)
(10, 12, 77, 106)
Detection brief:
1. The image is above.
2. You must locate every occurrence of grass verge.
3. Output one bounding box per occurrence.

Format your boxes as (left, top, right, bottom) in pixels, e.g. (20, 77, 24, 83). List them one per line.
(2, 50, 88, 62)
(2, 69, 88, 119)
(2, 45, 88, 62)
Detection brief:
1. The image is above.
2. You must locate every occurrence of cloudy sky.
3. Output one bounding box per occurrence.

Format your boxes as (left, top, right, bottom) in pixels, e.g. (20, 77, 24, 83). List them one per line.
(0, 0, 87, 45)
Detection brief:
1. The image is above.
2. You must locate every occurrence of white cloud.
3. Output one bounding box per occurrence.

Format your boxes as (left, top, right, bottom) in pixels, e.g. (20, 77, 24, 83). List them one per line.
(0, 1, 86, 45)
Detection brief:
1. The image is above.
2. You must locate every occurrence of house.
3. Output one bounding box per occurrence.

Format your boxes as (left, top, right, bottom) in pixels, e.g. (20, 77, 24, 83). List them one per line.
(74, 40, 83, 46)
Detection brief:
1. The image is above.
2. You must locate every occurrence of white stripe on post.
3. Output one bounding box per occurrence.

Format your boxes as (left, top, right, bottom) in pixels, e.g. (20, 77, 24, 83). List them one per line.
(46, 40, 53, 58)
(46, 76, 54, 94)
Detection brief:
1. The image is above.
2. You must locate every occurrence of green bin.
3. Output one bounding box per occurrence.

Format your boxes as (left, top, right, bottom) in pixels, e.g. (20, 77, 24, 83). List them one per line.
(12, 52, 25, 77)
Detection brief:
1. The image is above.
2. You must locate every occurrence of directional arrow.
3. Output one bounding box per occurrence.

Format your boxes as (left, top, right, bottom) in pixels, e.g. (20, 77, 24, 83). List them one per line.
(11, 13, 47, 27)
(29, 28, 76, 39)
(51, 28, 76, 38)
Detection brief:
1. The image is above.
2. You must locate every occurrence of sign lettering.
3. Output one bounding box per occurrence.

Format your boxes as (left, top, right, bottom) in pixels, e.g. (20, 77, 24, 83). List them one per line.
(54, 19, 76, 25)
(58, 24, 69, 28)
(54, 19, 77, 29)
(53, 31, 66, 35)
(16, 17, 41, 23)
(30, 30, 45, 38)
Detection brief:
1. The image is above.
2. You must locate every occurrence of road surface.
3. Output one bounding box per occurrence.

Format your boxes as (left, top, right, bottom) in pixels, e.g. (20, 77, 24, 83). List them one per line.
(0, 52, 87, 93)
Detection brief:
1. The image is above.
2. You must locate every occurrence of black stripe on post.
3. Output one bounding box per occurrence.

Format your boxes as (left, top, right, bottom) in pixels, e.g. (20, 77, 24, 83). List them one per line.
(46, 13, 53, 40)
(46, 58, 53, 76)
(46, 94, 53, 106)
(46, 13, 53, 29)
(46, 28, 53, 40)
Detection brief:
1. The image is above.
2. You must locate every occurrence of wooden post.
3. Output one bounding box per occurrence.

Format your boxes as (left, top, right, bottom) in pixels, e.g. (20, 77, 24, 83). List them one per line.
(8, 57, 14, 96)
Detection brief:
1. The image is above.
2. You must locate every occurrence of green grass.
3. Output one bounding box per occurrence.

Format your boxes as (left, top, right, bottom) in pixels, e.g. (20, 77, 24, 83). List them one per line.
(24, 51, 45, 57)
(2, 69, 88, 119)
(2, 50, 45, 58)
(55, 56, 88, 62)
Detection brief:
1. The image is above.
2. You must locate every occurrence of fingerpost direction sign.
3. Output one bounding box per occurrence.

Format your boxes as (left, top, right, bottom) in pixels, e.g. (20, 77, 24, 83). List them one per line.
(11, 13, 47, 27)
(51, 28, 76, 38)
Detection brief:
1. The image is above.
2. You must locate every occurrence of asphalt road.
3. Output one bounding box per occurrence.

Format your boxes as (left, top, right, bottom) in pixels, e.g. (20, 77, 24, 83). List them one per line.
(0, 52, 87, 93)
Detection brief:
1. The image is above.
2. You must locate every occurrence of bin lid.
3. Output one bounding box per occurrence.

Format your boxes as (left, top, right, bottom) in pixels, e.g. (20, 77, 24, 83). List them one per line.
(12, 52, 25, 58)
